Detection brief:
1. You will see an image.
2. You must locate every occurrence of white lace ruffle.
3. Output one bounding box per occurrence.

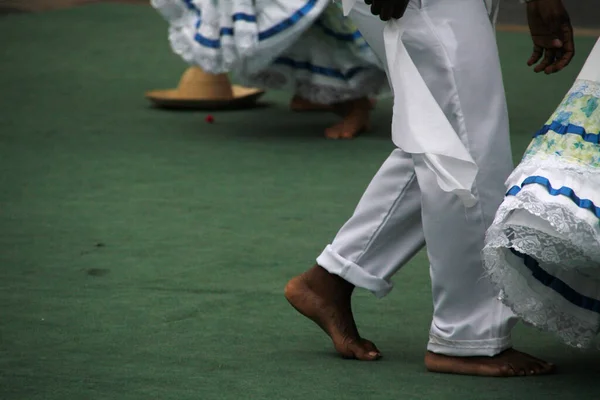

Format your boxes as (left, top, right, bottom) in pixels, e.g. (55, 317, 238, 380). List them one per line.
(152, 0, 270, 74)
(503, 157, 600, 243)
(487, 190, 600, 274)
(236, 69, 387, 104)
(483, 187, 600, 348)
(294, 80, 385, 104)
(483, 243, 600, 349)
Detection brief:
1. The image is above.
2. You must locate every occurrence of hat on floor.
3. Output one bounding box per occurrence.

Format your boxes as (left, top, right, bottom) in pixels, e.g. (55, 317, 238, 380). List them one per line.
(145, 67, 265, 110)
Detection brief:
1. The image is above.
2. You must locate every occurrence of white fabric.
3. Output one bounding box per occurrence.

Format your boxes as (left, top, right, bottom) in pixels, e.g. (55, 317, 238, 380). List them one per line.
(483, 39, 600, 348)
(484, 0, 501, 25)
(319, 0, 517, 357)
(341, 0, 357, 16)
(152, 0, 388, 104)
(384, 23, 478, 207)
(340, 0, 504, 206)
(578, 39, 600, 81)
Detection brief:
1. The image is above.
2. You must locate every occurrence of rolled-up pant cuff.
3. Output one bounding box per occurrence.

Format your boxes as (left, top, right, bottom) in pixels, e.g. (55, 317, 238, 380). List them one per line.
(427, 334, 512, 357)
(316, 245, 393, 299)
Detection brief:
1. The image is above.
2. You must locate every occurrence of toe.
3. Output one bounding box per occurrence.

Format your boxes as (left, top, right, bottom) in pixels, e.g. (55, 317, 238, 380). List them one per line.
(325, 130, 341, 139)
(509, 363, 527, 376)
(530, 362, 546, 375)
(539, 361, 556, 375)
(361, 339, 382, 359)
(361, 339, 381, 354)
(346, 340, 381, 361)
(498, 364, 517, 377)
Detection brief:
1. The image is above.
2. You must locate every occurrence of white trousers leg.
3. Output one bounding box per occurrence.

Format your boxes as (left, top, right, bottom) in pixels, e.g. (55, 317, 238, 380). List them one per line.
(317, 0, 519, 356)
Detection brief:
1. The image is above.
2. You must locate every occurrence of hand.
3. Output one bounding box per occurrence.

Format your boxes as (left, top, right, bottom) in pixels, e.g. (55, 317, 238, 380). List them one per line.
(364, 0, 410, 21)
(526, 0, 575, 74)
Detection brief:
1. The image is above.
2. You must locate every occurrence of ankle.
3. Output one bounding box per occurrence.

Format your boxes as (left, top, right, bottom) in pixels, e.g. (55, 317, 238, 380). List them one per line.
(308, 264, 354, 294)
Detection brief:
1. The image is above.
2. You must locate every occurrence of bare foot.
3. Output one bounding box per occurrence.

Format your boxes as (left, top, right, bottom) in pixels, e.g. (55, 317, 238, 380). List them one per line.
(425, 349, 556, 377)
(325, 97, 371, 140)
(285, 265, 381, 361)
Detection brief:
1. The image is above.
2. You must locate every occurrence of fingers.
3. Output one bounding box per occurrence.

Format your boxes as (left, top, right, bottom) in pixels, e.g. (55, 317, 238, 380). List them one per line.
(528, 44, 543, 67)
(367, 0, 408, 21)
(368, 0, 383, 19)
(532, 23, 575, 74)
(534, 48, 557, 73)
(379, 4, 392, 21)
(391, 0, 410, 19)
(378, 2, 395, 21)
(528, 36, 556, 73)
(551, 23, 575, 73)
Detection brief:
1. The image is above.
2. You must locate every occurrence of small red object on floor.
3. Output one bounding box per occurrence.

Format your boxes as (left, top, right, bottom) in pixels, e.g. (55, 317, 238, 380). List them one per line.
(205, 115, 214, 123)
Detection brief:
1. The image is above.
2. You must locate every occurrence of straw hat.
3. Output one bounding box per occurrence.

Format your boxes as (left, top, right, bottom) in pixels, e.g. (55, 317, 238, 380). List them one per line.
(145, 67, 265, 110)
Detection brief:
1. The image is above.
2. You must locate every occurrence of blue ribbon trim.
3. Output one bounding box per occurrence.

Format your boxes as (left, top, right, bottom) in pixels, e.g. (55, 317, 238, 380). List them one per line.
(182, 0, 198, 12)
(232, 13, 257, 23)
(534, 120, 600, 144)
(313, 20, 362, 42)
(196, 19, 366, 49)
(185, 0, 369, 80)
(506, 175, 600, 218)
(192, 0, 319, 48)
(258, 0, 318, 41)
(510, 249, 600, 314)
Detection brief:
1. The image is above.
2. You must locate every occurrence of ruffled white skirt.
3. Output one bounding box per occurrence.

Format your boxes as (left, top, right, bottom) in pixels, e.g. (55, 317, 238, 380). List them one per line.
(151, 0, 388, 104)
(483, 39, 600, 348)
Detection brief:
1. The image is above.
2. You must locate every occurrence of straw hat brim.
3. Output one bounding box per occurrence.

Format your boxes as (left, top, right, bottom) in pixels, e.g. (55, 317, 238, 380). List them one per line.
(145, 85, 265, 110)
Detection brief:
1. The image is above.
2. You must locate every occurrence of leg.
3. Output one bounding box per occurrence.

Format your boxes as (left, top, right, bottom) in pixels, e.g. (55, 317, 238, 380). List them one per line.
(289, 95, 375, 140)
(392, 0, 554, 375)
(287, 0, 555, 376)
(307, 0, 390, 140)
(323, 97, 372, 139)
(286, 149, 424, 360)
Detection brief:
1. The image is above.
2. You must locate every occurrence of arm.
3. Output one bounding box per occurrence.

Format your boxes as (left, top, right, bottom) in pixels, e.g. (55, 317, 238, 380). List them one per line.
(524, 0, 575, 74)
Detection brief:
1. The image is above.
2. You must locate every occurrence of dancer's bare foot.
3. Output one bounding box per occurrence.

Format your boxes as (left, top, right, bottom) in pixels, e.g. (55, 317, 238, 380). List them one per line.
(285, 265, 381, 361)
(425, 349, 556, 377)
(325, 97, 371, 139)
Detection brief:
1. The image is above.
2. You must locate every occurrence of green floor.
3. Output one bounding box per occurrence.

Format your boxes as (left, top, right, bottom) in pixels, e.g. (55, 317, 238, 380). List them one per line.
(1, 4, 599, 400)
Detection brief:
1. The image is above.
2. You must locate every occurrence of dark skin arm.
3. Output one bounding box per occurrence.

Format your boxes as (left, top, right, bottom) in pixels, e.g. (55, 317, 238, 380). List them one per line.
(364, 0, 410, 21)
(526, 0, 575, 74)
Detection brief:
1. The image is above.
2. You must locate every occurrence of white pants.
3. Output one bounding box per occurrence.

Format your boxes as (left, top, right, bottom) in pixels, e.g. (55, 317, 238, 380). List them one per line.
(317, 0, 518, 357)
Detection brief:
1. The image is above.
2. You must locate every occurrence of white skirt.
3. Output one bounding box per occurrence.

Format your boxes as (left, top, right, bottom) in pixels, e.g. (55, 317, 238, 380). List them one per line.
(151, 0, 388, 104)
(483, 39, 600, 348)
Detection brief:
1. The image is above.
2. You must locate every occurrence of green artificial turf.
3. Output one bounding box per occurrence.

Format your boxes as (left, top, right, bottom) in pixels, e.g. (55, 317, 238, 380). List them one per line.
(0, 5, 598, 400)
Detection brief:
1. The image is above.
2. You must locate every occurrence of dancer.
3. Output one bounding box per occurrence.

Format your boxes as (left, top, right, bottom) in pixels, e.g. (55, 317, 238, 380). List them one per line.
(483, 37, 598, 349)
(286, 0, 574, 377)
(151, 0, 388, 139)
